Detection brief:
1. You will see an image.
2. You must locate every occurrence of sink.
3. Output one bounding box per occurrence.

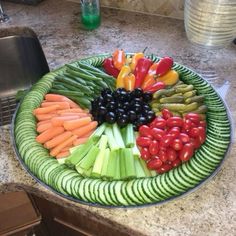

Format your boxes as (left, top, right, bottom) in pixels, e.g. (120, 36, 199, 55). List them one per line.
(0, 27, 49, 125)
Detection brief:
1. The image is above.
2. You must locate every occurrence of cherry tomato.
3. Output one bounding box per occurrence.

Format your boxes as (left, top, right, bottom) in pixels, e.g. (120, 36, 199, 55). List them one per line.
(198, 126, 206, 144)
(139, 125, 153, 138)
(136, 137, 152, 147)
(189, 127, 200, 138)
(160, 134, 174, 148)
(184, 113, 200, 124)
(170, 138, 183, 151)
(179, 133, 190, 143)
(140, 147, 151, 160)
(199, 120, 206, 128)
(168, 127, 181, 138)
(166, 117, 183, 128)
(149, 140, 159, 155)
(152, 117, 166, 129)
(183, 119, 193, 131)
(172, 158, 181, 167)
(147, 157, 163, 170)
(161, 109, 173, 120)
(190, 137, 201, 149)
(151, 128, 166, 141)
(179, 143, 194, 162)
(159, 149, 168, 162)
(156, 164, 172, 174)
(166, 148, 177, 161)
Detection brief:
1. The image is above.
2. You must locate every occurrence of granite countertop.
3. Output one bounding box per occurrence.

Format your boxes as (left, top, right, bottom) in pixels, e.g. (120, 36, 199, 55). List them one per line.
(1, 0, 236, 235)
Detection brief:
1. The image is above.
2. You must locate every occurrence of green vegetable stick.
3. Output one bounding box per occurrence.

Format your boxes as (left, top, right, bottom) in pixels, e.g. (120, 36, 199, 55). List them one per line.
(134, 158, 146, 178)
(125, 124, 135, 148)
(114, 150, 121, 180)
(120, 149, 126, 180)
(124, 148, 136, 179)
(112, 123, 125, 148)
(101, 148, 110, 179)
(104, 126, 119, 151)
(106, 149, 118, 180)
(139, 159, 152, 177)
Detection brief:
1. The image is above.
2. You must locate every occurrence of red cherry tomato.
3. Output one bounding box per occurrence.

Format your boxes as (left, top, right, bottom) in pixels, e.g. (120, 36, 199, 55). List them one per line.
(147, 158, 163, 170)
(179, 143, 194, 162)
(153, 117, 166, 129)
(190, 137, 201, 149)
(166, 148, 177, 161)
(166, 117, 184, 128)
(189, 127, 200, 138)
(149, 140, 159, 155)
(139, 125, 153, 138)
(184, 113, 201, 124)
(199, 120, 206, 128)
(140, 147, 151, 160)
(179, 133, 190, 143)
(168, 127, 181, 138)
(198, 126, 206, 144)
(170, 138, 183, 151)
(151, 128, 166, 140)
(172, 158, 181, 167)
(161, 109, 173, 120)
(136, 137, 152, 147)
(183, 119, 193, 131)
(159, 149, 168, 162)
(156, 164, 172, 174)
(160, 134, 174, 148)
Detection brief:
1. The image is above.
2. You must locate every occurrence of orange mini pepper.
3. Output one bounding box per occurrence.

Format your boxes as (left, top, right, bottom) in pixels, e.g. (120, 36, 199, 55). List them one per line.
(130, 52, 144, 72)
(141, 63, 159, 89)
(112, 49, 126, 70)
(124, 73, 135, 91)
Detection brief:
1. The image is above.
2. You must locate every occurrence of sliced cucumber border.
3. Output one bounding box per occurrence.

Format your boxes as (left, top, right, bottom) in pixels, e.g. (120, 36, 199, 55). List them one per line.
(11, 54, 233, 208)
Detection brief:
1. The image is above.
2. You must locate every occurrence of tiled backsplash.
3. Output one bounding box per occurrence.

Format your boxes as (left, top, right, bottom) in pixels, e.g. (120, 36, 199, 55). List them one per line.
(68, 0, 184, 19)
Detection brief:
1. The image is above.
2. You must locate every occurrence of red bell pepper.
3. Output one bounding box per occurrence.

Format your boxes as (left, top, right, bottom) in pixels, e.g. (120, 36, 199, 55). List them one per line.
(156, 57, 173, 77)
(103, 58, 120, 78)
(143, 81, 165, 93)
(134, 58, 152, 88)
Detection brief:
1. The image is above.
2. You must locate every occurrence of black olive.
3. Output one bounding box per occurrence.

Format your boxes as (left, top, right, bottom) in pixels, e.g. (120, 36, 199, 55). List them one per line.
(117, 102, 124, 109)
(106, 101, 116, 111)
(105, 112, 116, 124)
(99, 106, 107, 115)
(133, 103, 142, 113)
(101, 88, 112, 97)
(146, 110, 156, 122)
(123, 101, 130, 111)
(132, 88, 143, 98)
(128, 110, 137, 122)
(142, 92, 153, 102)
(137, 116, 147, 125)
(117, 114, 128, 127)
(97, 96, 104, 106)
(142, 104, 150, 110)
(104, 93, 113, 103)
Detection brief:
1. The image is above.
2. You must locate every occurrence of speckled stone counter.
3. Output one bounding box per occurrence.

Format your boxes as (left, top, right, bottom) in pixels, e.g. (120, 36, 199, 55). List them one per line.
(0, 1, 236, 235)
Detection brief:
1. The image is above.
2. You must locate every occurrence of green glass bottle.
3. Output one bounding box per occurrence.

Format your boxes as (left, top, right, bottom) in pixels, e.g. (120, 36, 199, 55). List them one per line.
(81, 0, 101, 30)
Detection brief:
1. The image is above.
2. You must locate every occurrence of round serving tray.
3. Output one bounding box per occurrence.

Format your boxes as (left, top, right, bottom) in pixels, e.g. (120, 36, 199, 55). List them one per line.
(11, 54, 233, 208)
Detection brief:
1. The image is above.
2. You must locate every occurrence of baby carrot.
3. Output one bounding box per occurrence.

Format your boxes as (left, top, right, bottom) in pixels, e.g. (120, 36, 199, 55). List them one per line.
(33, 105, 59, 115)
(57, 108, 84, 114)
(36, 127, 64, 144)
(73, 137, 89, 146)
(45, 94, 80, 109)
(81, 130, 94, 138)
(37, 120, 51, 127)
(59, 113, 90, 117)
(71, 121, 98, 138)
(37, 122, 53, 133)
(41, 101, 70, 110)
(56, 151, 70, 159)
(63, 117, 92, 131)
(51, 116, 80, 127)
(36, 114, 57, 121)
(44, 131, 72, 149)
(50, 135, 77, 157)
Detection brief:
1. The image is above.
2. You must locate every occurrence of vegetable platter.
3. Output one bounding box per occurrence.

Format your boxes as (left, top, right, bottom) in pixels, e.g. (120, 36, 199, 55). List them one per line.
(12, 52, 232, 207)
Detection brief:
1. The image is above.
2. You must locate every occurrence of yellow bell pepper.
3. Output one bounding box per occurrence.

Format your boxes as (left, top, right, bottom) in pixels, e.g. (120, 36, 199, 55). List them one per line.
(116, 65, 131, 88)
(156, 70, 179, 86)
(130, 52, 144, 72)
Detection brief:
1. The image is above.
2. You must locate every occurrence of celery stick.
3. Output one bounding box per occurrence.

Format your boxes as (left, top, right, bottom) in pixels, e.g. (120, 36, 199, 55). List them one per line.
(114, 150, 120, 180)
(82, 167, 92, 177)
(134, 158, 146, 178)
(120, 149, 126, 180)
(91, 122, 106, 138)
(106, 149, 118, 180)
(123, 148, 136, 179)
(139, 159, 152, 177)
(104, 126, 119, 151)
(112, 123, 125, 148)
(65, 136, 98, 168)
(101, 148, 110, 179)
(132, 137, 140, 159)
(77, 146, 100, 170)
(91, 135, 108, 177)
(57, 157, 67, 165)
(125, 124, 135, 148)
(69, 146, 79, 153)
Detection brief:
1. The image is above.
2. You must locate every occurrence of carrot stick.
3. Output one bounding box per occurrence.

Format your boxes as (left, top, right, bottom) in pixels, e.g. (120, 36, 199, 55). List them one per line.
(33, 105, 60, 115)
(63, 117, 92, 131)
(61, 146, 71, 152)
(41, 102, 70, 110)
(73, 137, 89, 146)
(45, 94, 80, 109)
(71, 121, 98, 138)
(51, 116, 80, 127)
(37, 120, 51, 127)
(50, 135, 77, 157)
(57, 108, 84, 114)
(36, 114, 57, 121)
(36, 127, 65, 144)
(37, 122, 53, 133)
(81, 130, 93, 138)
(56, 151, 70, 159)
(59, 113, 90, 117)
(44, 131, 72, 149)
